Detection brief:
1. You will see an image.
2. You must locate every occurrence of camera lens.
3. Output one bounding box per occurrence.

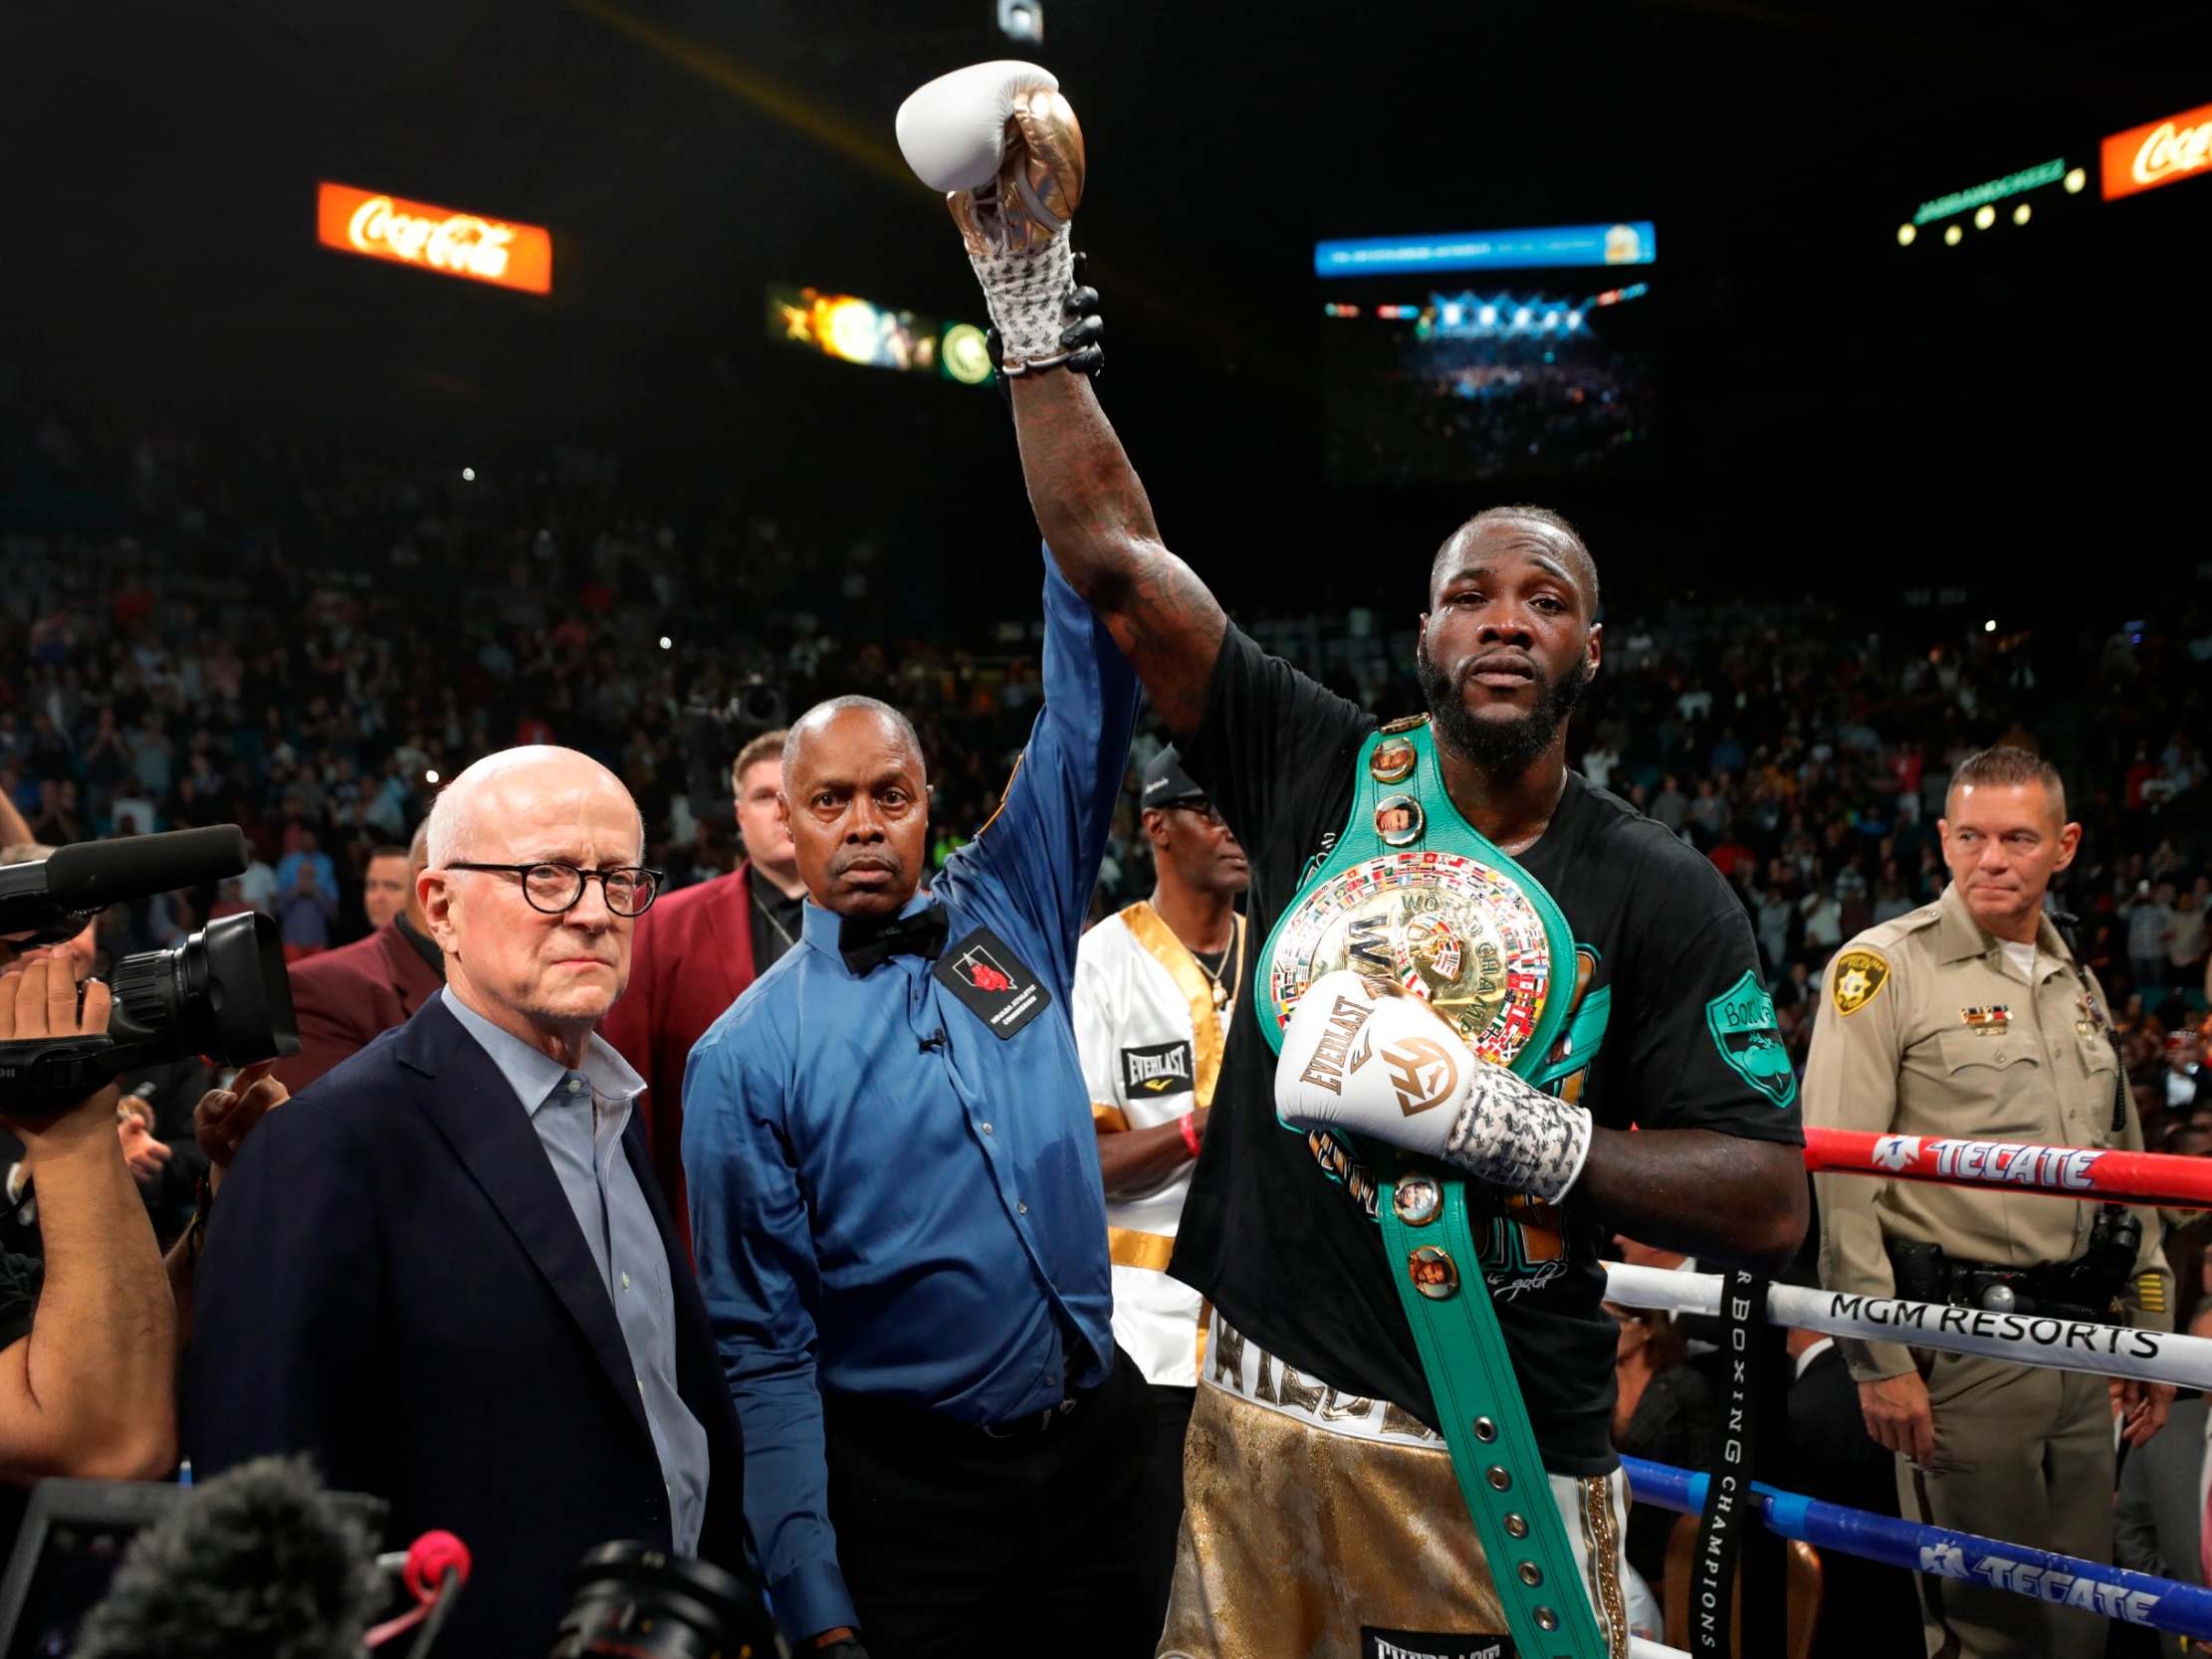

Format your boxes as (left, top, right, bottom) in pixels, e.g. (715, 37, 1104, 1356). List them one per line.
(550, 1543, 774, 1659)
(109, 912, 300, 1068)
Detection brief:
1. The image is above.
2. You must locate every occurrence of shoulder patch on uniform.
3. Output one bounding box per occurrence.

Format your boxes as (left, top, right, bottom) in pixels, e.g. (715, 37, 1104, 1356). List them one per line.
(1831, 948, 1890, 1017)
(1378, 714, 1429, 734)
(1704, 969, 1797, 1109)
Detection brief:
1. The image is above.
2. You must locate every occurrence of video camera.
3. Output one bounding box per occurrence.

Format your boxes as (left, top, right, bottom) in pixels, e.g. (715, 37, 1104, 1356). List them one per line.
(0, 827, 298, 1119)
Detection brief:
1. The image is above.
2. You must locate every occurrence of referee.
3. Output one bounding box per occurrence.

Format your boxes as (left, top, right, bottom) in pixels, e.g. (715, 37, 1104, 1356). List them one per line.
(682, 545, 1151, 1658)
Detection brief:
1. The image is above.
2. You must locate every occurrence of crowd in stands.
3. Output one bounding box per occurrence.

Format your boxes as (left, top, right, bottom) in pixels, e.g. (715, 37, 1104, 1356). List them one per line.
(5, 410, 2212, 1652)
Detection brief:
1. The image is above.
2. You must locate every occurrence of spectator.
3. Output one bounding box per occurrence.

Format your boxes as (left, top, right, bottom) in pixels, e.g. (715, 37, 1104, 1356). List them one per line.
(359, 842, 412, 933)
(2114, 1303, 2212, 1587)
(2169, 1032, 2210, 1114)
(276, 855, 335, 961)
(2168, 888, 2207, 985)
(270, 823, 443, 1094)
(601, 727, 802, 1236)
(1651, 772, 1688, 835)
(1609, 1301, 1714, 1596)
(1799, 882, 1843, 957)
(2128, 881, 2174, 993)
(1581, 738, 1619, 791)
(187, 746, 749, 1659)
(1784, 1323, 1920, 1659)
(274, 829, 336, 901)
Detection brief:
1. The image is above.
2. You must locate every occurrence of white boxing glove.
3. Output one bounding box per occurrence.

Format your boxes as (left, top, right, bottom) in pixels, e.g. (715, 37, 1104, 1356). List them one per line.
(895, 61, 1086, 371)
(1275, 970, 1594, 1204)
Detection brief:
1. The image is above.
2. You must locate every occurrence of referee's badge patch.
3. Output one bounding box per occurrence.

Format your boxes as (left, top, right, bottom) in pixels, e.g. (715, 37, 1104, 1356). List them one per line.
(1831, 948, 1890, 1017)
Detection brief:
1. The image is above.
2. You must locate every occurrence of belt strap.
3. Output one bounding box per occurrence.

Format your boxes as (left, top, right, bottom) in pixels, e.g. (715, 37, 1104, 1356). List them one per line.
(1264, 722, 1605, 1657)
(1378, 1166, 1607, 1659)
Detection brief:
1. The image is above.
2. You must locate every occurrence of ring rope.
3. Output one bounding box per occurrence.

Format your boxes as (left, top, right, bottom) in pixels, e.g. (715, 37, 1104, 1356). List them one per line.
(1803, 1125, 2212, 1211)
(1603, 1262, 2207, 1390)
(1622, 1455, 2212, 1641)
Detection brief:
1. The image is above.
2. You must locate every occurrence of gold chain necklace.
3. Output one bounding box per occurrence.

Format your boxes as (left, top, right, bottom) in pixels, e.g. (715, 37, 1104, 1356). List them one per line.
(1193, 919, 1243, 1011)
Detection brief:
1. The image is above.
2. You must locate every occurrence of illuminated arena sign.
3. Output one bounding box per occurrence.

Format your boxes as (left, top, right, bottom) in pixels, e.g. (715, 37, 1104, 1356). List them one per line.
(2102, 101, 2212, 201)
(316, 182, 553, 295)
(1314, 222, 1656, 278)
(766, 286, 988, 385)
(1909, 159, 2067, 226)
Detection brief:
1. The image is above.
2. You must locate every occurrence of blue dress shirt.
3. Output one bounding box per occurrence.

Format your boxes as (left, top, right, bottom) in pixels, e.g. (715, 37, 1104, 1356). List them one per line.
(681, 546, 1139, 1640)
(440, 986, 711, 1555)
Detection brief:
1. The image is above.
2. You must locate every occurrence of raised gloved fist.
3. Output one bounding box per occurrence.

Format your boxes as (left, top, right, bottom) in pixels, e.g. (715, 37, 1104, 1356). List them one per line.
(1274, 971, 1593, 1203)
(897, 60, 1088, 374)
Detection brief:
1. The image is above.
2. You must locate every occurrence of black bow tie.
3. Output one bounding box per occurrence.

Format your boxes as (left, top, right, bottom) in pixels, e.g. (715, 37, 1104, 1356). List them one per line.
(839, 902, 950, 977)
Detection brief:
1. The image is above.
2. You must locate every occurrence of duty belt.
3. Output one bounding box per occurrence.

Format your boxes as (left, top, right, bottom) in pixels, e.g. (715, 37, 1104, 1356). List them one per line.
(1255, 719, 1604, 1659)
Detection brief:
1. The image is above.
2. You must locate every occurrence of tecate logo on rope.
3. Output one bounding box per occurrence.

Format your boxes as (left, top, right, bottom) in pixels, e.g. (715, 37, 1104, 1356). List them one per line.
(1918, 1546, 2162, 1624)
(1873, 1133, 2101, 1190)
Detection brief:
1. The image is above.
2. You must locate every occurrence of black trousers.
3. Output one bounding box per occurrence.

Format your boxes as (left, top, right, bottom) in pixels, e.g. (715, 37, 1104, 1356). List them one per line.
(823, 1348, 1157, 1659)
(1137, 1383, 1195, 1637)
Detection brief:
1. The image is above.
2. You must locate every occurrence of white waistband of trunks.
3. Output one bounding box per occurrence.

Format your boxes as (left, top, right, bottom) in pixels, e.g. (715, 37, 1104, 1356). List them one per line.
(1202, 1307, 1448, 1449)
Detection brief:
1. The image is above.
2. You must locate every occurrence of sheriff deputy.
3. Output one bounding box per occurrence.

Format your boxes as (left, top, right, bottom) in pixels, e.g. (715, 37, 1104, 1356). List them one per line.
(1807, 743, 2171, 1659)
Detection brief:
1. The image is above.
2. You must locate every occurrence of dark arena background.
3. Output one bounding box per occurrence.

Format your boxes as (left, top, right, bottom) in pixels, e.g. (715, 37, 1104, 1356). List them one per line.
(2, 2, 2211, 1656)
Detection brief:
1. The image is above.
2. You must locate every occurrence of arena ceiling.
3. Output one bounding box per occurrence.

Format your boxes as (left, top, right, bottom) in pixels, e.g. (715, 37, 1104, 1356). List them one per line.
(3, 0, 2204, 599)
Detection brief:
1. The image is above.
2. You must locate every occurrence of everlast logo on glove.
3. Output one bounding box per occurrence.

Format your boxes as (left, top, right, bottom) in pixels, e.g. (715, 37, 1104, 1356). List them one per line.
(1296, 993, 1374, 1095)
(1360, 1628, 1512, 1659)
(934, 927, 1050, 1040)
(1122, 1040, 1195, 1097)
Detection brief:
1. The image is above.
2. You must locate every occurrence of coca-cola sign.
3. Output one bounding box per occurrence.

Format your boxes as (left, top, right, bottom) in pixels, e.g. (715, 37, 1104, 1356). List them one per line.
(316, 182, 553, 294)
(2101, 102, 2212, 202)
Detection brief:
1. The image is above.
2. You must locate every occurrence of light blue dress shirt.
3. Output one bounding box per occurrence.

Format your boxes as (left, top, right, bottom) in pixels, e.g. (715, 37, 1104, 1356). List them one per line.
(681, 546, 1140, 1640)
(440, 986, 710, 1555)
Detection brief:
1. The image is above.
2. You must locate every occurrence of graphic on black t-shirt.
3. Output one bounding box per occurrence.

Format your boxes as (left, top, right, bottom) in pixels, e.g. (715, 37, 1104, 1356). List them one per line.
(1172, 625, 1804, 1475)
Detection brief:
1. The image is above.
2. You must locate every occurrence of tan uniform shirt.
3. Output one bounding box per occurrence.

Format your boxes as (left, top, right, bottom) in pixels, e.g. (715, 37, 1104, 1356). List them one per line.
(1807, 883, 2168, 1381)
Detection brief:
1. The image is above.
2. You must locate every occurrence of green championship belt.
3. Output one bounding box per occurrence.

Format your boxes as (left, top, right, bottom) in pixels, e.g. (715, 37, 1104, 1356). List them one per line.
(1255, 719, 1606, 1659)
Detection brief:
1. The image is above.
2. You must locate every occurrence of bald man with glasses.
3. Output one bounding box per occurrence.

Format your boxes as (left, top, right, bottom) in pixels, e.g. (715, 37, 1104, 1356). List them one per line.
(186, 745, 750, 1659)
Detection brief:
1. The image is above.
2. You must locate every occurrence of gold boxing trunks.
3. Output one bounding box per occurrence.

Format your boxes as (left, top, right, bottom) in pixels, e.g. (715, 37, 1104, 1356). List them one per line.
(1158, 1311, 1630, 1659)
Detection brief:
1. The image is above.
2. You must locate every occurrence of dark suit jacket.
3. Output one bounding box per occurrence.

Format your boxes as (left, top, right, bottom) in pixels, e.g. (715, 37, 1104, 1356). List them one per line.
(271, 919, 444, 1093)
(1787, 1342, 1921, 1659)
(185, 996, 748, 1659)
(598, 864, 759, 1237)
(2116, 1394, 2206, 1586)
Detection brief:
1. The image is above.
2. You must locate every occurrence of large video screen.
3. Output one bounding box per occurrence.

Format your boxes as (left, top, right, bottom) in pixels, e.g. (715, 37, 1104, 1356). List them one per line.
(1316, 222, 1658, 486)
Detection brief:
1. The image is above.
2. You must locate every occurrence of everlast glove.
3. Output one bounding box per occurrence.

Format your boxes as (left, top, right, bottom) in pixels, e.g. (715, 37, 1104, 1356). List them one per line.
(896, 61, 1098, 377)
(1274, 970, 1594, 1203)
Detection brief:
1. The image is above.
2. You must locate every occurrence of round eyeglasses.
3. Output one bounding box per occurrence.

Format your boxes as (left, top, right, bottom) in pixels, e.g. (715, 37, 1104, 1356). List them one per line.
(444, 862, 663, 918)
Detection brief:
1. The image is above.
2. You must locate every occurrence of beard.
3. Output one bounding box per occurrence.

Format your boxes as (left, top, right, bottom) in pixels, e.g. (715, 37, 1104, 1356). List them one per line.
(1416, 638, 1591, 776)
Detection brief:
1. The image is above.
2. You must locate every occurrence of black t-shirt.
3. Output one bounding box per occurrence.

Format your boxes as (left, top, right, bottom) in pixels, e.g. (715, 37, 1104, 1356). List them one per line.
(1172, 626, 1804, 1474)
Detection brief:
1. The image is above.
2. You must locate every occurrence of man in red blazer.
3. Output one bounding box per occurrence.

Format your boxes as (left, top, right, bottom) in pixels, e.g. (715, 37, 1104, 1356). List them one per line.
(272, 824, 444, 1093)
(603, 729, 804, 1234)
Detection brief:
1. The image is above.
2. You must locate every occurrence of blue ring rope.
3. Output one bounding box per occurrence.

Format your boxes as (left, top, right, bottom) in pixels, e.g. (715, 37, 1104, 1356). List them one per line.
(1620, 1455, 2212, 1640)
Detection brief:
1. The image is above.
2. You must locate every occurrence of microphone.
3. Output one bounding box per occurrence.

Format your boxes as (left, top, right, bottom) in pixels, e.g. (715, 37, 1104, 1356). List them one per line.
(0, 826, 248, 942)
(918, 1029, 947, 1053)
(70, 1455, 384, 1659)
(365, 1529, 472, 1653)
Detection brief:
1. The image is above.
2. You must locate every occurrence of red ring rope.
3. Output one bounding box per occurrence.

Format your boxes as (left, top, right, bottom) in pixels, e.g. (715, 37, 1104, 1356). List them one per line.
(1803, 1126, 2212, 1211)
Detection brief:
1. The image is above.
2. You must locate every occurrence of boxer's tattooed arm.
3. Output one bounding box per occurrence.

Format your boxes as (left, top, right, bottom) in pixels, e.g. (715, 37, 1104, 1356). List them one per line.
(1009, 373, 1226, 737)
(1573, 1127, 1808, 1275)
